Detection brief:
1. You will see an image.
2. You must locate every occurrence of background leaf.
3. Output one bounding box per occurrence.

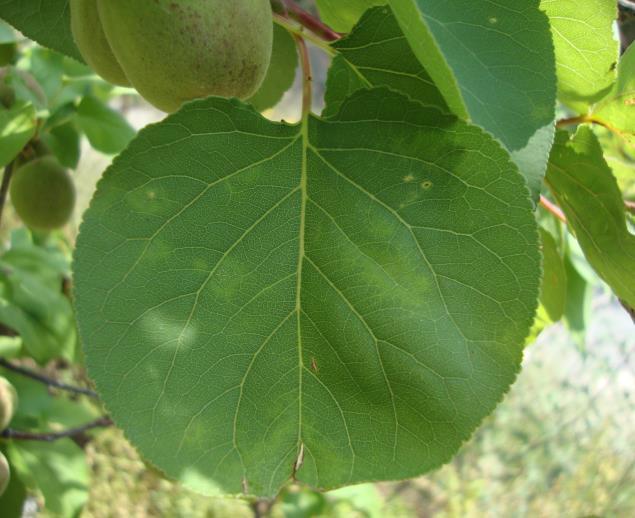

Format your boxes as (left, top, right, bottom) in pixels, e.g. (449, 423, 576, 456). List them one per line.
(0, 0, 82, 62)
(315, 0, 385, 33)
(547, 127, 635, 306)
(541, 0, 618, 107)
(248, 25, 298, 113)
(323, 7, 448, 118)
(387, 0, 557, 201)
(592, 43, 635, 143)
(0, 101, 37, 167)
(74, 89, 539, 497)
(76, 95, 135, 155)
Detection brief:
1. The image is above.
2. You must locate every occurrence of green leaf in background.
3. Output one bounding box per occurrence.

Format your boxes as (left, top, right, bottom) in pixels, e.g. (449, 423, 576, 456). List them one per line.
(526, 228, 567, 344)
(77, 95, 135, 154)
(323, 7, 448, 118)
(248, 25, 298, 113)
(41, 120, 81, 168)
(388, 0, 557, 202)
(592, 43, 635, 144)
(541, 0, 618, 108)
(547, 128, 635, 307)
(0, 101, 36, 167)
(315, 0, 385, 33)
(7, 439, 88, 518)
(0, 230, 76, 363)
(0, 0, 82, 62)
(74, 89, 539, 497)
(539, 228, 567, 322)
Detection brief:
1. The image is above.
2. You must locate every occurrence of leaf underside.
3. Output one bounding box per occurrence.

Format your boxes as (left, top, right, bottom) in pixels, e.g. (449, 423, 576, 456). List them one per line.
(73, 89, 540, 497)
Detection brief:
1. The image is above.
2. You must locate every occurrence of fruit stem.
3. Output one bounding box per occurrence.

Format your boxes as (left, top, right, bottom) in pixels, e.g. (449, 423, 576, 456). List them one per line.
(294, 35, 313, 118)
(539, 195, 567, 224)
(0, 162, 14, 231)
(282, 0, 341, 42)
(274, 14, 336, 55)
(0, 358, 99, 399)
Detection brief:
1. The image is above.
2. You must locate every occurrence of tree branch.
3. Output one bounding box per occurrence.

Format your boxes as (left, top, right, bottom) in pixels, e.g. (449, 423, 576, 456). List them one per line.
(0, 358, 99, 399)
(0, 162, 14, 230)
(1, 417, 112, 442)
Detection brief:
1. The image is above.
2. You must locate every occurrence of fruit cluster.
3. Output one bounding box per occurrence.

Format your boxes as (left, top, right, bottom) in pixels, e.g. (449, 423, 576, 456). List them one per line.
(70, 0, 274, 112)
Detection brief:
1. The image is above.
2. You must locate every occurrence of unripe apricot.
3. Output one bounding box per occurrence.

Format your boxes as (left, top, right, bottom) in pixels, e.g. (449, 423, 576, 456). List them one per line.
(97, 0, 273, 111)
(0, 377, 17, 430)
(0, 451, 9, 497)
(9, 156, 76, 231)
(70, 0, 130, 86)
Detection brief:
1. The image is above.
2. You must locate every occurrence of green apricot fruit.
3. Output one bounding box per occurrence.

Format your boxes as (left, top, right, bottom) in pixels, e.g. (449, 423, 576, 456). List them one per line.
(97, 0, 273, 112)
(0, 82, 15, 108)
(70, 0, 130, 86)
(0, 451, 9, 497)
(0, 43, 17, 67)
(9, 156, 76, 231)
(0, 377, 17, 430)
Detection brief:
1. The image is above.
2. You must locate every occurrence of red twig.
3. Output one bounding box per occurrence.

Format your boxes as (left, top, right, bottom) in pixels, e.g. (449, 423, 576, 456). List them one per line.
(283, 0, 341, 41)
(540, 195, 567, 223)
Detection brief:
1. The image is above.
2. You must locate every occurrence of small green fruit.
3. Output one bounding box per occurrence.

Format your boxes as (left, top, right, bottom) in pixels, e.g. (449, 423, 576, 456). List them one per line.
(0, 43, 17, 67)
(0, 377, 17, 430)
(70, 0, 130, 86)
(0, 82, 15, 108)
(9, 156, 76, 231)
(97, 0, 273, 112)
(0, 451, 9, 497)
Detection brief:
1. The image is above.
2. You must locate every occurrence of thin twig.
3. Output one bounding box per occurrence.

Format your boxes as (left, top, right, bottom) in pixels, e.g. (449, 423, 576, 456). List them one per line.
(1, 417, 112, 442)
(0, 358, 99, 399)
(539, 195, 567, 224)
(0, 162, 14, 229)
(625, 200, 635, 215)
(294, 34, 313, 118)
(283, 0, 341, 41)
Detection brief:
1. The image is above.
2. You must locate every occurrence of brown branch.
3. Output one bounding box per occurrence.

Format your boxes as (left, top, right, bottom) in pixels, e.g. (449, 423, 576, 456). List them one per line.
(1, 417, 112, 442)
(283, 0, 341, 41)
(625, 200, 635, 215)
(0, 358, 99, 399)
(539, 195, 567, 223)
(0, 162, 14, 229)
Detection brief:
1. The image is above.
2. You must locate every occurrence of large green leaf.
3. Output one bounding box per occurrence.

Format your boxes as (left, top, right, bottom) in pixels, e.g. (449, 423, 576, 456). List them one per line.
(74, 89, 540, 497)
(547, 128, 635, 307)
(323, 7, 448, 118)
(0, 0, 82, 62)
(315, 0, 385, 33)
(387, 0, 557, 201)
(541, 0, 618, 107)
